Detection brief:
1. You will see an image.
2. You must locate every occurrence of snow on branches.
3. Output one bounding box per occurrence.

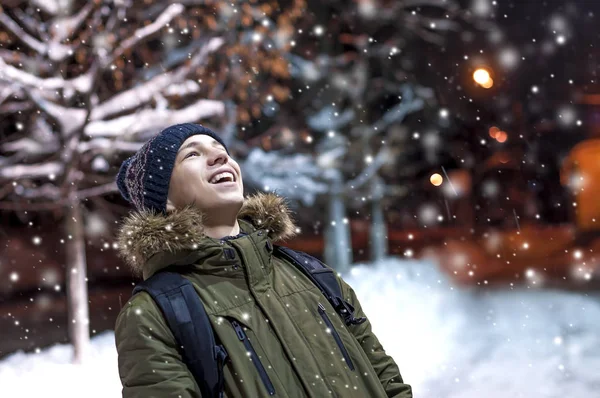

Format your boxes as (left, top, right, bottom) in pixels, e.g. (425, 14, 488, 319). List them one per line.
(0, 0, 302, 209)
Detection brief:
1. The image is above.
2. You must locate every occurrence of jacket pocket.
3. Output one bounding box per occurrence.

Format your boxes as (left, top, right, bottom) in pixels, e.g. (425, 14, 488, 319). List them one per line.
(317, 303, 355, 371)
(230, 320, 276, 395)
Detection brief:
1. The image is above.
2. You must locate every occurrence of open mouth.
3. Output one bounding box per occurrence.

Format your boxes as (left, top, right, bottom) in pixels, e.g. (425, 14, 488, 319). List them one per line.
(209, 171, 236, 184)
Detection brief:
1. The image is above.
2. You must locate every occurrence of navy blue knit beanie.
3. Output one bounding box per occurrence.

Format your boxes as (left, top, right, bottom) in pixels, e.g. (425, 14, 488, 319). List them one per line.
(116, 123, 229, 214)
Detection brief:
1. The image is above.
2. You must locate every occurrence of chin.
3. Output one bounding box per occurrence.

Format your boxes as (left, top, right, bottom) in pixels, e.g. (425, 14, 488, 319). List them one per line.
(217, 192, 244, 206)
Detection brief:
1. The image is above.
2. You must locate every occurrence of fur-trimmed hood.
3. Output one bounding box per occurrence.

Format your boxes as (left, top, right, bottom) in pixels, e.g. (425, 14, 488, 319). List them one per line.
(116, 192, 297, 276)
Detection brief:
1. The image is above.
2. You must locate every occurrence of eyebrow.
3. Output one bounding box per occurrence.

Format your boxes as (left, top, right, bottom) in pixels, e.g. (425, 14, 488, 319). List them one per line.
(178, 139, 225, 157)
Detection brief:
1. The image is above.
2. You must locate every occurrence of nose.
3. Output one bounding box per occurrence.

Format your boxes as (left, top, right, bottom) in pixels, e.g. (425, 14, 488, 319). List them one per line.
(207, 148, 228, 166)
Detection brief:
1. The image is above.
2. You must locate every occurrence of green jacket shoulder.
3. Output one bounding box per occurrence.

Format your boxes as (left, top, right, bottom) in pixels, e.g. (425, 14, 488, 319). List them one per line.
(115, 292, 202, 398)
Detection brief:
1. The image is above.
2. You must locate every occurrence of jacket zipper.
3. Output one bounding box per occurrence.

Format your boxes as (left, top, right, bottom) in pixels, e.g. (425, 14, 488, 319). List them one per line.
(231, 320, 276, 395)
(318, 303, 355, 371)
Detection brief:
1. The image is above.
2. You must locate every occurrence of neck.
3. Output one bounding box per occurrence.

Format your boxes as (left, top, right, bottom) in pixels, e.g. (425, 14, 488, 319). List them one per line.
(203, 218, 241, 239)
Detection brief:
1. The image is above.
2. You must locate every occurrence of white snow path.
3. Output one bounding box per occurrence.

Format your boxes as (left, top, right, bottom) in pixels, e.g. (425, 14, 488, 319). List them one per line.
(1, 258, 599, 397)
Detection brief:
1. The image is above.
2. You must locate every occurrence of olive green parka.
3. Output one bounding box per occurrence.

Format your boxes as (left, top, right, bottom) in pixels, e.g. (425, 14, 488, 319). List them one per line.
(114, 193, 412, 398)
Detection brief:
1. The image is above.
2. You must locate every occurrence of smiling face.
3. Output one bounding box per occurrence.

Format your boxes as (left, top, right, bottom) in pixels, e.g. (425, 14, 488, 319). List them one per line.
(166, 134, 244, 214)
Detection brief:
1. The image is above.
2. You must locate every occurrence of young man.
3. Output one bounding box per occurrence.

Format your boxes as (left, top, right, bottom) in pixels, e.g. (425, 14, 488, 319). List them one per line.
(114, 123, 412, 397)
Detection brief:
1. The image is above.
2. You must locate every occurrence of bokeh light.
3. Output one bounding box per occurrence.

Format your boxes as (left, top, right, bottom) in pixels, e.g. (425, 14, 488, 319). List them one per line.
(474, 68, 494, 88)
(430, 173, 443, 186)
(489, 126, 500, 138)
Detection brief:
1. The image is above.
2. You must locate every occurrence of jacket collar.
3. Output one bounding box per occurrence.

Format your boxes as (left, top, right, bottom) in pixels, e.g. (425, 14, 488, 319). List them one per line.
(116, 192, 297, 277)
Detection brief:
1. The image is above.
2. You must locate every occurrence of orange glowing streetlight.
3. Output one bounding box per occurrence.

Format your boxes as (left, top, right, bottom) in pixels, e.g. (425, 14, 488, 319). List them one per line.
(489, 126, 508, 142)
(489, 126, 500, 138)
(496, 131, 507, 143)
(473, 68, 494, 88)
(430, 173, 443, 186)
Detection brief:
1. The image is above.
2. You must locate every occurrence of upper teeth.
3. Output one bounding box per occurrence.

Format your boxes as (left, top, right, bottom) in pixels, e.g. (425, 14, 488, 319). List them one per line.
(210, 171, 234, 184)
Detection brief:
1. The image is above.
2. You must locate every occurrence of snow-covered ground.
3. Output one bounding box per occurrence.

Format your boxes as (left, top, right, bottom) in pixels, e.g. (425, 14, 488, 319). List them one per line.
(1, 258, 599, 397)
(347, 259, 600, 398)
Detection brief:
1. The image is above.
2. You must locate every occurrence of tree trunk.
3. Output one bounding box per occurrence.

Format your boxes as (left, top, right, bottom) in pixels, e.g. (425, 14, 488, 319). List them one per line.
(370, 177, 387, 262)
(324, 176, 352, 275)
(65, 199, 90, 364)
(370, 196, 388, 263)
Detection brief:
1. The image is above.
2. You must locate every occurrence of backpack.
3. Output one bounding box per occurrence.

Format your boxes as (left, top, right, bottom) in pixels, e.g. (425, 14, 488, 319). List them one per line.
(132, 245, 366, 398)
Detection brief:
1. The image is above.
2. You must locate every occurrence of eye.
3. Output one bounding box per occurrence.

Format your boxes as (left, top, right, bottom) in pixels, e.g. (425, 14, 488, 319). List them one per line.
(185, 151, 200, 159)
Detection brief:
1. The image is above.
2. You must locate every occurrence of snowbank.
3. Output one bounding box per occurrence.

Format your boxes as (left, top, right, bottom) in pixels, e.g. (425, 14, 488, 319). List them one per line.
(345, 258, 600, 398)
(0, 331, 120, 397)
(1, 257, 599, 397)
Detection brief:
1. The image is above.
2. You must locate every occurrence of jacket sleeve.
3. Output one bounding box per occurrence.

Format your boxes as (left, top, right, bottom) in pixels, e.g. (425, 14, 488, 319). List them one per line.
(337, 275, 413, 398)
(114, 292, 201, 398)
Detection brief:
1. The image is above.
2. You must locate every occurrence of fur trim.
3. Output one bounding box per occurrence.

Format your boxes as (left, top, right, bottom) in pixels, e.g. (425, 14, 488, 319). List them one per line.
(237, 192, 297, 242)
(116, 192, 297, 275)
(116, 204, 205, 277)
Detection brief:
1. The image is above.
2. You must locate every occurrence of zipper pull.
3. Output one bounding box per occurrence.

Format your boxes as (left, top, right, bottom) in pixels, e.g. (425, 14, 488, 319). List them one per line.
(318, 302, 326, 312)
(231, 320, 246, 341)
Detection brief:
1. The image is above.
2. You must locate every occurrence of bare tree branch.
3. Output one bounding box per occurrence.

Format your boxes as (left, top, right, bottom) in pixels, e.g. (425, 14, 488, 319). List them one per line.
(104, 3, 185, 67)
(85, 99, 225, 138)
(0, 57, 93, 94)
(20, 183, 62, 200)
(138, 0, 245, 20)
(418, 18, 461, 31)
(342, 84, 425, 193)
(0, 49, 54, 74)
(163, 80, 201, 97)
(140, 37, 205, 79)
(2, 137, 59, 155)
(0, 9, 44, 53)
(27, 90, 88, 137)
(172, 37, 225, 80)
(105, 0, 129, 32)
(0, 162, 63, 180)
(404, 22, 445, 45)
(0, 10, 72, 61)
(370, 86, 425, 135)
(0, 181, 118, 210)
(0, 84, 16, 107)
(91, 37, 224, 120)
(29, 0, 60, 16)
(343, 147, 391, 192)
(0, 49, 21, 64)
(2, 116, 59, 156)
(75, 182, 118, 200)
(0, 100, 32, 114)
(12, 8, 47, 41)
(77, 138, 145, 153)
(49, 1, 96, 42)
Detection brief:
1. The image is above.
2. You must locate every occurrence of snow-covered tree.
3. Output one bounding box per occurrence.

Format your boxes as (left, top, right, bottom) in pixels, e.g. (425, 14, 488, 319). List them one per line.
(0, 0, 303, 363)
(242, 0, 494, 271)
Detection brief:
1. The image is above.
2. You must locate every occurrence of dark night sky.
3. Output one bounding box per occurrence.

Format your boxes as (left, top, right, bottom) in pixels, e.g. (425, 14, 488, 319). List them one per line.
(432, 1, 600, 169)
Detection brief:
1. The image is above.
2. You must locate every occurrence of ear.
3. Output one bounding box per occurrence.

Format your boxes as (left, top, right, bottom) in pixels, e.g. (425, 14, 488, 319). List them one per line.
(166, 197, 176, 213)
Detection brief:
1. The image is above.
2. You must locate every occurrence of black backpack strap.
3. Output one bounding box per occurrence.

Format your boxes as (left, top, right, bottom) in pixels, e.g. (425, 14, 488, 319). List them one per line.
(273, 245, 366, 327)
(132, 272, 227, 398)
